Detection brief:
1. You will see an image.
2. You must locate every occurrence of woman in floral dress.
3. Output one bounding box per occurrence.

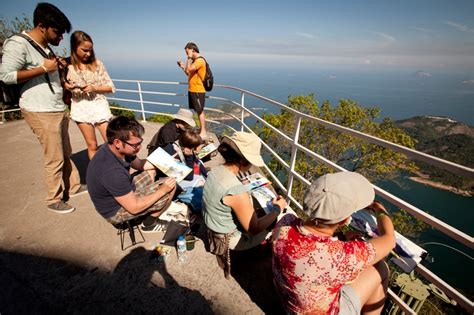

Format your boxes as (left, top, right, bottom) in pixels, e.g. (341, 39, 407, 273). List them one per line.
(272, 172, 395, 314)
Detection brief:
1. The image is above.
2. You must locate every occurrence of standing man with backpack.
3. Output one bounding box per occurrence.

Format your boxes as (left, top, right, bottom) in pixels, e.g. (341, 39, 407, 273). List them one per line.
(0, 3, 83, 214)
(177, 42, 213, 140)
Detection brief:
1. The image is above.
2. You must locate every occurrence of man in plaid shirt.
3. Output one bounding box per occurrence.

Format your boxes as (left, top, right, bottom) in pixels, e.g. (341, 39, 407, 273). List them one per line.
(87, 116, 176, 232)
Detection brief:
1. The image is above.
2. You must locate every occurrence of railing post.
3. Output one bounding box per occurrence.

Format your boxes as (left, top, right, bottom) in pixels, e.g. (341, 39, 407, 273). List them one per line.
(240, 92, 245, 131)
(1, 106, 5, 124)
(137, 82, 146, 122)
(286, 115, 302, 203)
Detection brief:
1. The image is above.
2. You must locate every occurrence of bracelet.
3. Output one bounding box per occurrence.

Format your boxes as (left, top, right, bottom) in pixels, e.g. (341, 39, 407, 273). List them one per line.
(272, 204, 281, 215)
(41, 65, 48, 73)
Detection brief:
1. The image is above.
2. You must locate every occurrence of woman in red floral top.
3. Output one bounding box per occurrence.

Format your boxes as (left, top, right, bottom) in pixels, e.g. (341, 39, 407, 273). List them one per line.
(272, 172, 395, 315)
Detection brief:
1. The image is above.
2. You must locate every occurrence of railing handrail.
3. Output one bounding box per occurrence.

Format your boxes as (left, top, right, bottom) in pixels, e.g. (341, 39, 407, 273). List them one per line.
(1, 78, 472, 313)
(215, 84, 474, 179)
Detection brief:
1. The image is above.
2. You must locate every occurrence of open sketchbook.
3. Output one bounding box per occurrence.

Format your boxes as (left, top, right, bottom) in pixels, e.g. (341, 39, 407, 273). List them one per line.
(146, 147, 192, 182)
(350, 210, 428, 273)
(196, 143, 217, 159)
(251, 186, 276, 214)
(240, 173, 275, 214)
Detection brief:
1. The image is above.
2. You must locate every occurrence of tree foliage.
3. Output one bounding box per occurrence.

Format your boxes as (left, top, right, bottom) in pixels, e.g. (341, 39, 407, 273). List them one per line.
(0, 15, 32, 51)
(109, 102, 137, 119)
(391, 210, 431, 238)
(255, 94, 418, 202)
(1, 15, 32, 121)
(148, 113, 174, 124)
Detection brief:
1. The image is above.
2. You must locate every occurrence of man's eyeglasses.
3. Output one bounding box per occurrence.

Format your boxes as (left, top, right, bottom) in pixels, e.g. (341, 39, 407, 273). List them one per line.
(122, 138, 143, 149)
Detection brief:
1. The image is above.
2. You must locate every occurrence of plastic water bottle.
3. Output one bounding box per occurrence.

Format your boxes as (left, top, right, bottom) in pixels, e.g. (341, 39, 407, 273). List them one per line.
(177, 235, 187, 263)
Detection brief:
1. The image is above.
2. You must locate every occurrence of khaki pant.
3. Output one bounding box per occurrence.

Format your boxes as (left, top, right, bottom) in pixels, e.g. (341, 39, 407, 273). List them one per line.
(22, 110, 81, 205)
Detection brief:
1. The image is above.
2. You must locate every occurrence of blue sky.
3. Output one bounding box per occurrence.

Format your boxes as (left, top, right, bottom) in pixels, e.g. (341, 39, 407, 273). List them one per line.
(2, 0, 474, 73)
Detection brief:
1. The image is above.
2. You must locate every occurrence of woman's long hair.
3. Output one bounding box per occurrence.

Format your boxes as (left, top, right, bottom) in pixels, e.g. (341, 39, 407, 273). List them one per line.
(70, 30, 97, 71)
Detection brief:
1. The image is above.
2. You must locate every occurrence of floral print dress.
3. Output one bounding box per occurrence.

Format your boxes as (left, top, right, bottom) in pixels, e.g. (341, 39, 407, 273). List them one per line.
(272, 214, 376, 314)
(67, 59, 115, 124)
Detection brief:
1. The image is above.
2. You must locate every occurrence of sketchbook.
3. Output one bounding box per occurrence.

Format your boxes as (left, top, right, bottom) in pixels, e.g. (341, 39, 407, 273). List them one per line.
(251, 186, 277, 214)
(146, 147, 192, 182)
(196, 143, 217, 159)
(350, 210, 427, 273)
(160, 220, 190, 246)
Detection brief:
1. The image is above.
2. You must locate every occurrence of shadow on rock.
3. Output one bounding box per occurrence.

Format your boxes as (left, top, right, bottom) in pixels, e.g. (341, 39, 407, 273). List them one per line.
(0, 247, 213, 314)
(71, 148, 89, 184)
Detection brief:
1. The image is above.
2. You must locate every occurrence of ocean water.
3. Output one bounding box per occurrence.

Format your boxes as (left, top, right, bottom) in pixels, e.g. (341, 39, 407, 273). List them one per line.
(108, 65, 473, 293)
(109, 65, 474, 125)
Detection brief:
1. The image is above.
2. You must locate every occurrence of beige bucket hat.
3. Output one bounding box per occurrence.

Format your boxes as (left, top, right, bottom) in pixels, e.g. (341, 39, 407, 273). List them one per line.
(224, 132, 265, 167)
(303, 172, 375, 224)
(173, 108, 196, 127)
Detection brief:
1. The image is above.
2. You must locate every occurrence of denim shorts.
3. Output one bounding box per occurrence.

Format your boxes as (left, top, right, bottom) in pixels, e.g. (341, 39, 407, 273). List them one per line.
(339, 284, 361, 315)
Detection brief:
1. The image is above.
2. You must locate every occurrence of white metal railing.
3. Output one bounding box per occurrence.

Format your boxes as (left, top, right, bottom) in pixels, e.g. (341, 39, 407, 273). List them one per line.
(2, 79, 473, 313)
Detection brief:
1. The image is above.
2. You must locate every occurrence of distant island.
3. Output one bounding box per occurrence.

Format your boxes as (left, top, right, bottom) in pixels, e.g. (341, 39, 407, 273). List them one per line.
(206, 103, 251, 121)
(415, 70, 432, 78)
(396, 116, 474, 197)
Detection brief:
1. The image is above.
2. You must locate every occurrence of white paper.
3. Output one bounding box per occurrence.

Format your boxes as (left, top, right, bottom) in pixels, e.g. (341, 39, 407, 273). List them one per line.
(251, 186, 276, 214)
(350, 210, 427, 273)
(146, 147, 192, 182)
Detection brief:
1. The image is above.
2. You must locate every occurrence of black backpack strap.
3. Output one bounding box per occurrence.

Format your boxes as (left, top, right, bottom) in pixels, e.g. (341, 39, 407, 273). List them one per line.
(195, 56, 206, 83)
(15, 33, 55, 94)
(16, 33, 50, 58)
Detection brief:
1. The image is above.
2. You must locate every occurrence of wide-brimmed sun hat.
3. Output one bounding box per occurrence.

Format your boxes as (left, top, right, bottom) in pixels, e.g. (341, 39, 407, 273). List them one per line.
(173, 108, 196, 127)
(303, 172, 375, 224)
(224, 132, 265, 167)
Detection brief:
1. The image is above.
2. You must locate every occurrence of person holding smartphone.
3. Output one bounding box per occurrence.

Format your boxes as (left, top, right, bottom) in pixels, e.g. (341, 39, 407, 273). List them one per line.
(177, 42, 208, 140)
(64, 30, 115, 160)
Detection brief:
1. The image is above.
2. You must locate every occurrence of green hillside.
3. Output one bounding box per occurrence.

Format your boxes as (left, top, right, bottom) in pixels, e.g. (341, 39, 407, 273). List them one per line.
(396, 116, 474, 194)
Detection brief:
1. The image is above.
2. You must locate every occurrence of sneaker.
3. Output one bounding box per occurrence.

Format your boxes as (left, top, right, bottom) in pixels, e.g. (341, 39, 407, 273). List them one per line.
(47, 201, 75, 214)
(140, 218, 168, 233)
(70, 184, 88, 197)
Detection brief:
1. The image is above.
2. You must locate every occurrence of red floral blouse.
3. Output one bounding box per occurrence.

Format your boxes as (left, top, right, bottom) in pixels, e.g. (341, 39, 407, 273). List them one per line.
(272, 214, 376, 314)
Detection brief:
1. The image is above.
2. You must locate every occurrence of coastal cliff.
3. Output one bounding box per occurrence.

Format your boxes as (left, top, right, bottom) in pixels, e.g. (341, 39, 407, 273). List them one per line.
(396, 116, 474, 196)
